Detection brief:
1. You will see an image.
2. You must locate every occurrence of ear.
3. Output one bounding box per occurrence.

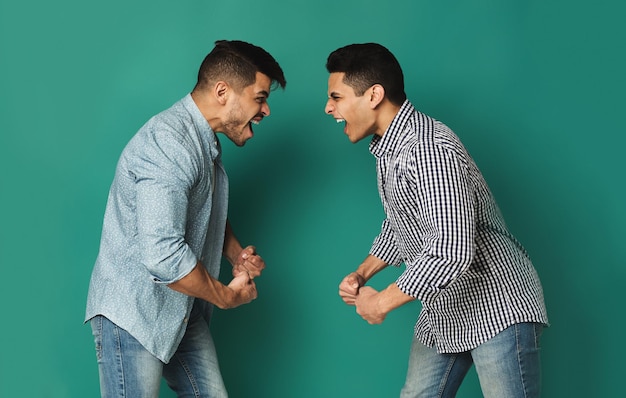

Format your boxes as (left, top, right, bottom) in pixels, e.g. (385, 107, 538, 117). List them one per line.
(214, 81, 229, 105)
(369, 84, 385, 109)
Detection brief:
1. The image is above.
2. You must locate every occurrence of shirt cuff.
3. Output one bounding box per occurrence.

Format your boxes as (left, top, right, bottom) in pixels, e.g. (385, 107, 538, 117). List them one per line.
(148, 246, 198, 284)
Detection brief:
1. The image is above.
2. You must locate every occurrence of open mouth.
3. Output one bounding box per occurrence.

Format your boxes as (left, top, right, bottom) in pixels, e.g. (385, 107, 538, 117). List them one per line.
(336, 118, 347, 134)
(250, 115, 263, 129)
(248, 117, 262, 135)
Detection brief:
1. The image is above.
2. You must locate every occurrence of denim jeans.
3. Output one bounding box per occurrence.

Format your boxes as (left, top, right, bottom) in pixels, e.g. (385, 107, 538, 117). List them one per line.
(90, 306, 227, 397)
(400, 322, 543, 398)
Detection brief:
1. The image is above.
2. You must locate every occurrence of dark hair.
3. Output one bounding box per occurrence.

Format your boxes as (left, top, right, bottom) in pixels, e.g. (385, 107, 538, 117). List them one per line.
(326, 43, 406, 106)
(195, 40, 286, 92)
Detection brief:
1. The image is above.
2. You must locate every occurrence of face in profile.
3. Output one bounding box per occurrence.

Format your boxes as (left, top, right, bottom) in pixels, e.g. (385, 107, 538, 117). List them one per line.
(325, 72, 377, 143)
(221, 72, 272, 146)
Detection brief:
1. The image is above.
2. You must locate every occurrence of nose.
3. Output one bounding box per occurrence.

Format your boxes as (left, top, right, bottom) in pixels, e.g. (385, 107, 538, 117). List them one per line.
(325, 99, 334, 115)
(261, 102, 270, 117)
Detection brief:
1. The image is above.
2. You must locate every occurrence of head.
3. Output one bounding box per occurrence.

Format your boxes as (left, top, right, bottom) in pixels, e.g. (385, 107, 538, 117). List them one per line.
(325, 43, 406, 143)
(193, 40, 286, 146)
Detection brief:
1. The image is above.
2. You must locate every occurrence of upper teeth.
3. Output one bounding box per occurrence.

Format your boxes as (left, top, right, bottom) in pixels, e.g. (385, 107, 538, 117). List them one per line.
(336, 119, 345, 123)
(251, 120, 259, 125)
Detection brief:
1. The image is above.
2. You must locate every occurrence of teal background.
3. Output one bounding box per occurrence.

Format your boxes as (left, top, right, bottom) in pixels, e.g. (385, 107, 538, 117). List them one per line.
(1, 0, 624, 396)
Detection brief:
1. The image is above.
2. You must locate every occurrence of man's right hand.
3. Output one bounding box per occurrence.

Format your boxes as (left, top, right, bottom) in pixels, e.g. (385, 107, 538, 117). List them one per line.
(338, 272, 366, 306)
(226, 272, 258, 308)
(168, 262, 257, 310)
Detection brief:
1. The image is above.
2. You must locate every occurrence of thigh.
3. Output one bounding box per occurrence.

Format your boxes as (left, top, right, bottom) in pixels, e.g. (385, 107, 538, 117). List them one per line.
(163, 304, 228, 398)
(400, 336, 473, 398)
(472, 322, 543, 398)
(90, 315, 163, 398)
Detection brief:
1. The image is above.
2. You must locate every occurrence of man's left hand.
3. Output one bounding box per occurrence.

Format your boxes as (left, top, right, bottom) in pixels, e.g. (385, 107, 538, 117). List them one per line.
(233, 245, 265, 279)
(355, 286, 387, 324)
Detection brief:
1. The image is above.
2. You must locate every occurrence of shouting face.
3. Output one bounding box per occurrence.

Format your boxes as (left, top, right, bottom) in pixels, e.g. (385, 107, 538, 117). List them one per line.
(325, 72, 378, 143)
(220, 72, 272, 146)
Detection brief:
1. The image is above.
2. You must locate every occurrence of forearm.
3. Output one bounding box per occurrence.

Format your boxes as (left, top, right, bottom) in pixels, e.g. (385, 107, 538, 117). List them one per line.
(168, 262, 234, 309)
(355, 282, 416, 324)
(222, 219, 243, 265)
(356, 254, 389, 281)
(378, 282, 416, 313)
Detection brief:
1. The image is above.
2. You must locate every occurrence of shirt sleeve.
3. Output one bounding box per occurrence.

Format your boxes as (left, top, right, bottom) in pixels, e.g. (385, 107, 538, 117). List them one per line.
(370, 218, 403, 266)
(395, 142, 476, 303)
(131, 127, 203, 284)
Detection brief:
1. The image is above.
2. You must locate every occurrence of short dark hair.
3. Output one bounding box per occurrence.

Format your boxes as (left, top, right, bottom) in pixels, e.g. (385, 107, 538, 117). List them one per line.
(195, 40, 286, 92)
(326, 43, 406, 106)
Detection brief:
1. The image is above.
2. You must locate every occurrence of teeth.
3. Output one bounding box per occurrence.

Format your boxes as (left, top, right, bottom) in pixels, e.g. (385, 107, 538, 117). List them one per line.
(251, 120, 259, 125)
(336, 119, 345, 123)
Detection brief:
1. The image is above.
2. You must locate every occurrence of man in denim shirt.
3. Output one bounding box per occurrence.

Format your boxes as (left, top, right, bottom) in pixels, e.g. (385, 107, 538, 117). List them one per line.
(85, 40, 286, 397)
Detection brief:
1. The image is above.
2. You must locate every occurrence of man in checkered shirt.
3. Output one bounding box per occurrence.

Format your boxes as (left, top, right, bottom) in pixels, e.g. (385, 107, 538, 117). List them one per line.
(325, 43, 548, 398)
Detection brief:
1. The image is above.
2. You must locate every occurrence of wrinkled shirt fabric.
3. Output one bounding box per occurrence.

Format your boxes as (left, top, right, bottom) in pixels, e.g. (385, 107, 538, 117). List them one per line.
(369, 100, 548, 353)
(85, 94, 229, 363)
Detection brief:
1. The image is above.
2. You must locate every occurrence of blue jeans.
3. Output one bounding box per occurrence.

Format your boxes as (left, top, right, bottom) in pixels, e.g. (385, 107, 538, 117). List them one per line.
(400, 322, 543, 398)
(90, 306, 227, 397)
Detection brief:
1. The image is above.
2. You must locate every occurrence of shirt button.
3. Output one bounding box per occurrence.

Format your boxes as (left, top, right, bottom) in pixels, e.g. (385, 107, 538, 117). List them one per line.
(183, 318, 188, 323)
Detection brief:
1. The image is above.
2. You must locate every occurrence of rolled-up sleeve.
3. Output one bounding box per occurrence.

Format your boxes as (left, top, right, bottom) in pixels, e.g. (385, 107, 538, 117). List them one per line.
(370, 218, 403, 266)
(132, 129, 203, 284)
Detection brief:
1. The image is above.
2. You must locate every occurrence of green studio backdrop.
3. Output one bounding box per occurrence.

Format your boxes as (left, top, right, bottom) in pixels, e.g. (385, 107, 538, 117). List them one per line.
(1, 0, 624, 396)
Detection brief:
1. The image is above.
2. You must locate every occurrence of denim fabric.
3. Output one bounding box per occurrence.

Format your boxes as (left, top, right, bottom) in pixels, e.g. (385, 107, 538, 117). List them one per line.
(91, 304, 227, 397)
(400, 322, 543, 398)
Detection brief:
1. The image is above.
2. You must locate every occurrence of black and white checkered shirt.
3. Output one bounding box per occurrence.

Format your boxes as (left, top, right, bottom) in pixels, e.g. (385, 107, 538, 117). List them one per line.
(369, 100, 548, 353)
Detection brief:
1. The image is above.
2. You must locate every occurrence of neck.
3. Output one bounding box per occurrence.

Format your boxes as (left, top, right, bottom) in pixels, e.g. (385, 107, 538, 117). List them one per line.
(374, 101, 402, 137)
(191, 90, 222, 132)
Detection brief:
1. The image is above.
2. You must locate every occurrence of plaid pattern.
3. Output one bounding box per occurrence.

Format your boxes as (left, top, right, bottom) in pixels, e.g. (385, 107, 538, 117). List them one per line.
(369, 100, 548, 353)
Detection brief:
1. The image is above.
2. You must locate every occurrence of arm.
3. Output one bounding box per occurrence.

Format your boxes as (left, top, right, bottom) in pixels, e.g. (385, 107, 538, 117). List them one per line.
(168, 261, 256, 309)
(133, 132, 258, 309)
(338, 254, 389, 305)
(395, 144, 475, 303)
(355, 283, 416, 324)
(223, 219, 265, 278)
(341, 255, 415, 324)
(166, 221, 262, 308)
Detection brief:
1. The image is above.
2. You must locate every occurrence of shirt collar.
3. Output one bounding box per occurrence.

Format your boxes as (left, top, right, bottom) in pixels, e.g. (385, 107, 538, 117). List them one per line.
(369, 99, 415, 158)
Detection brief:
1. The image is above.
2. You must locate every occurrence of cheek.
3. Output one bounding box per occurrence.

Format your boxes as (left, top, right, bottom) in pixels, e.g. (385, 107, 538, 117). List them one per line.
(246, 101, 261, 116)
(335, 103, 349, 119)
(342, 106, 357, 123)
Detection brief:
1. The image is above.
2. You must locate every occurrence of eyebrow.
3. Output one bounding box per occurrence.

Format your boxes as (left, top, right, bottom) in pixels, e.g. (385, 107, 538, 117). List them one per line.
(257, 90, 270, 98)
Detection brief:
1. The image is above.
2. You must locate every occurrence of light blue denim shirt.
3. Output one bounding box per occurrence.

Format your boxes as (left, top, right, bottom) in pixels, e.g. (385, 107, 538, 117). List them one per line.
(85, 94, 229, 363)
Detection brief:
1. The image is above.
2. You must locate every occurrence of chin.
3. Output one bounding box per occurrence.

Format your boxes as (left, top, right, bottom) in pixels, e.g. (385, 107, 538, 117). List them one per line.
(233, 139, 247, 147)
(347, 133, 365, 144)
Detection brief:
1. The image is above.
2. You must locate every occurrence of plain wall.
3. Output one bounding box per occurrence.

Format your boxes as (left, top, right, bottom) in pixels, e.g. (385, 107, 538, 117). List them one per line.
(1, 0, 624, 396)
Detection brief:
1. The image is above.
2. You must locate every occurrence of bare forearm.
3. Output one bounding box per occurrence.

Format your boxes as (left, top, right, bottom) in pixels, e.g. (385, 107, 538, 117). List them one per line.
(168, 262, 234, 309)
(339, 255, 389, 305)
(222, 219, 243, 265)
(355, 283, 415, 324)
(356, 254, 389, 281)
(378, 283, 416, 313)
(222, 220, 265, 279)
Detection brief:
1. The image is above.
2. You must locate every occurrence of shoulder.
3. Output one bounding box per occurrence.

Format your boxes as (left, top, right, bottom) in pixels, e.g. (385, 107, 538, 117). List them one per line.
(120, 101, 203, 181)
(130, 99, 200, 155)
